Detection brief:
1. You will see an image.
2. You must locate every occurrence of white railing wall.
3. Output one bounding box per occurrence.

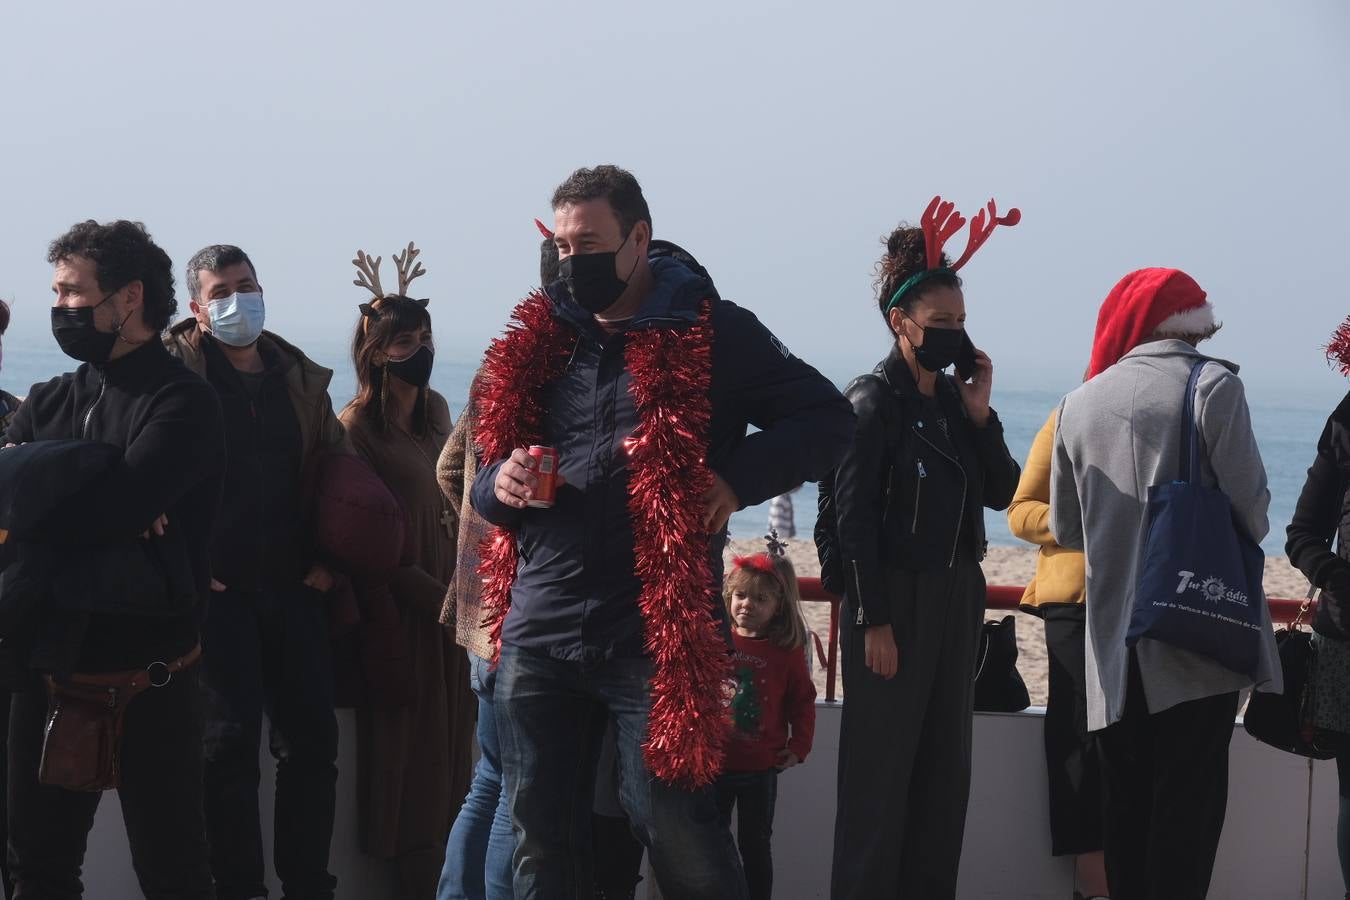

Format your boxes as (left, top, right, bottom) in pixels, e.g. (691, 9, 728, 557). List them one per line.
(80, 705, 1342, 899)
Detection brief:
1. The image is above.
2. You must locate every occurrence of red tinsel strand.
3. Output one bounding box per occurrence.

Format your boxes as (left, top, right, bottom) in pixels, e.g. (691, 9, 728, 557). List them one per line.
(625, 301, 730, 786)
(472, 290, 728, 784)
(473, 291, 576, 658)
(1327, 315, 1350, 377)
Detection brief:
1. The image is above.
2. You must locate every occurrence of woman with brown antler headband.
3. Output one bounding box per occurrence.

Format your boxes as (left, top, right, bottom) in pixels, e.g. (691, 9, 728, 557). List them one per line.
(820, 196, 1023, 899)
(336, 244, 475, 898)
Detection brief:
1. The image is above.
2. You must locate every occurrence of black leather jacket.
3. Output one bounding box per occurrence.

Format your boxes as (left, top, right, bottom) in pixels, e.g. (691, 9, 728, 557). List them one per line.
(830, 345, 1020, 628)
(1287, 389, 1350, 637)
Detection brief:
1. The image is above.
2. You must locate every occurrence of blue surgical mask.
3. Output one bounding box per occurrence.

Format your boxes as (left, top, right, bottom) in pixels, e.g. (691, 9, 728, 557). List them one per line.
(207, 292, 266, 347)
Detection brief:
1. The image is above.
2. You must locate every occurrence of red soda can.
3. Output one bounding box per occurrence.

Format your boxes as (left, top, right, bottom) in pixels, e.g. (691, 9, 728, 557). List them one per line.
(527, 445, 558, 508)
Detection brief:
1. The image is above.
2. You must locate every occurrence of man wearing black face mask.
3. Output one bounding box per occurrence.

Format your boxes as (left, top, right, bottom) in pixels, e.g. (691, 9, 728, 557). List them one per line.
(0, 220, 224, 899)
(164, 244, 348, 900)
(470, 166, 855, 900)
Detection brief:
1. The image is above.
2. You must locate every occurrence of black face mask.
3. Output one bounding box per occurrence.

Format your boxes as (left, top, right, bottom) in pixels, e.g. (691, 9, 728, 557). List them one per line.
(51, 292, 120, 363)
(905, 317, 965, 373)
(559, 228, 639, 315)
(386, 345, 434, 388)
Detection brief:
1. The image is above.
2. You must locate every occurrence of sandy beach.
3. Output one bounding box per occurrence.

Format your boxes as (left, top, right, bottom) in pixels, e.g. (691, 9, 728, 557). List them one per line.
(726, 539, 1314, 706)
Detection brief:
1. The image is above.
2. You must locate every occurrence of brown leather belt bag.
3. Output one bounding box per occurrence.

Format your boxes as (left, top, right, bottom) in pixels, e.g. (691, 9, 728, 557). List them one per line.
(39, 644, 202, 792)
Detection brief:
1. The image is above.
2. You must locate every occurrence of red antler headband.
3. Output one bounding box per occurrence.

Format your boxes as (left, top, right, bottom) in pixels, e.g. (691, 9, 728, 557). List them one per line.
(884, 195, 1021, 313)
(534, 218, 555, 240)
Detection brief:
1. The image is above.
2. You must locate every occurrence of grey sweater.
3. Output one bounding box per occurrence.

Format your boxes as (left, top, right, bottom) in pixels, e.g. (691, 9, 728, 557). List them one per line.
(1050, 340, 1282, 731)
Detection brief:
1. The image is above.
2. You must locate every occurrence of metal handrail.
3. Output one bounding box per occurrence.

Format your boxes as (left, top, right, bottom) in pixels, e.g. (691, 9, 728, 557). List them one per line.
(796, 577, 1312, 703)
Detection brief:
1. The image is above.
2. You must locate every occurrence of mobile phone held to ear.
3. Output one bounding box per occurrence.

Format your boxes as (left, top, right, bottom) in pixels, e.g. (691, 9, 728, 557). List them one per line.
(955, 332, 979, 380)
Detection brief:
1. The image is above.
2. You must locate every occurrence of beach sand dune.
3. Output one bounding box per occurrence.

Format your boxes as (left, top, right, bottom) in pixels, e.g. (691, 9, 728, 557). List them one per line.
(726, 539, 1313, 706)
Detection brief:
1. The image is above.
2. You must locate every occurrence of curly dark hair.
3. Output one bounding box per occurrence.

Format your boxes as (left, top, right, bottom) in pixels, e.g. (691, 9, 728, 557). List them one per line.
(551, 165, 652, 238)
(875, 225, 962, 331)
(47, 220, 177, 332)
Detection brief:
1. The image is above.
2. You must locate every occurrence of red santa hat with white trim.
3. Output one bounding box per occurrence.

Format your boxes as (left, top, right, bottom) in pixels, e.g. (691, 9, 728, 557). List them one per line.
(1086, 267, 1217, 379)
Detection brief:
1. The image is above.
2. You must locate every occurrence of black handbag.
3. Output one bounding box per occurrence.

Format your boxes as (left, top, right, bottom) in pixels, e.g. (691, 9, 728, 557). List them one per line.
(1244, 593, 1343, 759)
(974, 615, 1031, 712)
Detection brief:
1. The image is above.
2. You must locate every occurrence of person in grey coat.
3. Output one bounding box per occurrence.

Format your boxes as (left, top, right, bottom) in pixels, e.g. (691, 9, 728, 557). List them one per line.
(1051, 267, 1280, 900)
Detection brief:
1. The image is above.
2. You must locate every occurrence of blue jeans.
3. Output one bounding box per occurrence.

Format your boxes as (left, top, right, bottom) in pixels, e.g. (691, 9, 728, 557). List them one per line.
(437, 654, 515, 900)
(715, 770, 777, 900)
(494, 644, 748, 900)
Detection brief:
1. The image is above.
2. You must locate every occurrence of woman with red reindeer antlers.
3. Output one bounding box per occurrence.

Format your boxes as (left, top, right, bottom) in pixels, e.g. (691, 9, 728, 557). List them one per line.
(825, 196, 1022, 899)
(338, 244, 475, 899)
(1287, 318, 1350, 900)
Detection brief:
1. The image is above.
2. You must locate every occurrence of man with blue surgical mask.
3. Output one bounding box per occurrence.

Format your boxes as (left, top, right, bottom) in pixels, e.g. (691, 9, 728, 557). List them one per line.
(166, 244, 349, 900)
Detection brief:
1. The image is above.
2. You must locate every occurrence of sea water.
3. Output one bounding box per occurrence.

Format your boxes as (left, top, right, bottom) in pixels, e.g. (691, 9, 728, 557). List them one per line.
(4, 339, 1336, 556)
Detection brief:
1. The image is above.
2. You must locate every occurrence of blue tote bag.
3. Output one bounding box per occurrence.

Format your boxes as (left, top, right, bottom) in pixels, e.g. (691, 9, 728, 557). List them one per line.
(1126, 361, 1265, 678)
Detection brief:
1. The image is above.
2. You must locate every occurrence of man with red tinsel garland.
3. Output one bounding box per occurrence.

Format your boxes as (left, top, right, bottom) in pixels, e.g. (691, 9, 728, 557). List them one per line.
(469, 165, 854, 900)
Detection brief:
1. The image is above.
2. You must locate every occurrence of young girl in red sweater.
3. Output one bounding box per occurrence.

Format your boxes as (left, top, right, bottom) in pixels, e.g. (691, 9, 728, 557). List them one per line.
(717, 536, 817, 900)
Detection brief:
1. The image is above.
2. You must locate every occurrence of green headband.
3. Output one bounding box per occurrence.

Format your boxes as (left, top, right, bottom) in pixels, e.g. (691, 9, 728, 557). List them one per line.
(884, 267, 954, 314)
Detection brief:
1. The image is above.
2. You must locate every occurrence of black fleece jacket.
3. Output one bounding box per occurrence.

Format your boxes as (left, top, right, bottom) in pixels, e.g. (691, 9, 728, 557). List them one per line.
(1, 340, 224, 672)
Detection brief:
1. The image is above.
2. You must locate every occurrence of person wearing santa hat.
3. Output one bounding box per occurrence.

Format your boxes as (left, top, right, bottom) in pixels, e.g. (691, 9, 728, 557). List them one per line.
(1050, 268, 1280, 900)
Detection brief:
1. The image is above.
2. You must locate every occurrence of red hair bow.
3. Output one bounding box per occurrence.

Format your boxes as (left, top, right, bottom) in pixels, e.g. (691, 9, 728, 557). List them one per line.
(732, 554, 776, 574)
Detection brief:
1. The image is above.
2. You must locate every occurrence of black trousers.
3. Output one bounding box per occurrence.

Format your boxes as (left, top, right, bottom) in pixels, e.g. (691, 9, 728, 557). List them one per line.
(0, 691, 11, 900)
(199, 586, 338, 900)
(831, 559, 985, 900)
(7, 668, 214, 900)
(715, 770, 778, 900)
(1098, 654, 1238, 900)
(1042, 605, 1104, 856)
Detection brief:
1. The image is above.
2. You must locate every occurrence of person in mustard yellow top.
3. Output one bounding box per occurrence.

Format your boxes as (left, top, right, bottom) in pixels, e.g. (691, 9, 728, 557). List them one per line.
(1008, 409, 1107, 900)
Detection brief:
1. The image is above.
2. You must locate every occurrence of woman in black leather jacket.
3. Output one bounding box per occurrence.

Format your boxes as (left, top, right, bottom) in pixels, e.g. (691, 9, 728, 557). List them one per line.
(829, 223, 1020, 900)
(1286, 332, 1350, 899)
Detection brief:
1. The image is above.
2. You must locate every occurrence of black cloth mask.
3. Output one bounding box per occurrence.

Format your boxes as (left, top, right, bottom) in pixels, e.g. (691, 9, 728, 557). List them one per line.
(905, 316, 965, 373)
(51, 292, 121, 363)
(559, 228, 639, 315)
(387, 345, 434, 388)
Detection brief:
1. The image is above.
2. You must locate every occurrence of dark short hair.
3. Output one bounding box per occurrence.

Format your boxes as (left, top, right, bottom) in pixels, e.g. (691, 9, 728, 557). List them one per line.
(186, 245, 257, 301)
(0, 299, 9, 335)
(550, 165, 652, 238)
(47, 220, 177, 332)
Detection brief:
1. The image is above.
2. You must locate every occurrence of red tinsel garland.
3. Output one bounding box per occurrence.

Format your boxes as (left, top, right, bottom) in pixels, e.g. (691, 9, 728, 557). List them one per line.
(473, 292, 728, 786)
(473, 291, 576, 649)
(1328, 315, 1350, 377)
(623, 301, 729, 786)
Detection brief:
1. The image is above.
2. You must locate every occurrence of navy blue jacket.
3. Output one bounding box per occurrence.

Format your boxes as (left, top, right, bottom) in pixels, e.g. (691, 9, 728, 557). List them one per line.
(471, 258, 854, 662)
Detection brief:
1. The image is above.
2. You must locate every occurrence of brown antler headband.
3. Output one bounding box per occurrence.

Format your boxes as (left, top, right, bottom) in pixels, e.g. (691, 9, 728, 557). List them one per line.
(354, 242, 429, 334)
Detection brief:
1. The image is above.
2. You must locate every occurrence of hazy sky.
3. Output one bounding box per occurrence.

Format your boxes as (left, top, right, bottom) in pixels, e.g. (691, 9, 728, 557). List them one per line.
(3, 0, 1347, 408)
